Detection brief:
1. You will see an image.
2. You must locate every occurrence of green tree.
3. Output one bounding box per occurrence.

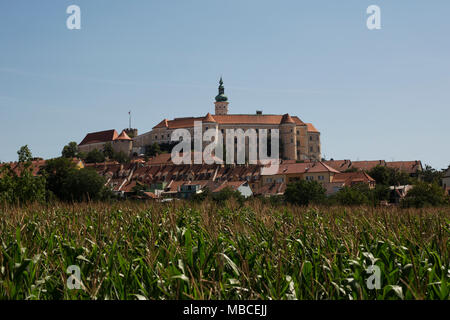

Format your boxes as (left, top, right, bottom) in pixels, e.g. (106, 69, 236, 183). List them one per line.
(402, 182, 447, 208)
(85, 149, 105, 163)
(42, 157, 108, 202)
(62, 168, 107, 201)
(62, 142, 79, 158)
(113, 151, 130, 164)
(419, 164, 444, 185)
(333, 185, 369, 206)
(284, 180, 326, 206)
(41, 157, 77, 200)
(17, 145, 32, 163)
(103, 142, 114, 159)
(0, 158, 46, 205)
(368, 165, 411, 186)
(211, 187, 244, 205)
(368, 165, 391, 185)
(145, 143, 162, 157)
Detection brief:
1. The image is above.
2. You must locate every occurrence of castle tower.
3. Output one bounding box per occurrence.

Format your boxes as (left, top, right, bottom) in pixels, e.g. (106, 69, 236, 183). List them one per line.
(113, 130, 133, 156)
(280, 113, 297, 160)
(214, 77, 229, 115)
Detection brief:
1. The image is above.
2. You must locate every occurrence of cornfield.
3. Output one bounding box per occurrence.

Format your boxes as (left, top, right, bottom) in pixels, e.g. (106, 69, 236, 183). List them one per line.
(0, 200, 448, 300)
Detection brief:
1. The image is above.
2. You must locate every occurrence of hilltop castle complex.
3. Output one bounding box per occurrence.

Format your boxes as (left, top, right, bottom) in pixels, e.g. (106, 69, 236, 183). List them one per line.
(79, 79, 321, 161)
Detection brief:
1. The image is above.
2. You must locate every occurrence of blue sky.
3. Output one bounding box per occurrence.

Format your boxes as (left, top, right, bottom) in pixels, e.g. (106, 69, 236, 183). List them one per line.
(0, 0, 449, 169)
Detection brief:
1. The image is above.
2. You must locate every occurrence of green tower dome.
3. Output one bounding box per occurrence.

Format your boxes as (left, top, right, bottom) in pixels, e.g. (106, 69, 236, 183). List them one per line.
(215, 77, 228, 102)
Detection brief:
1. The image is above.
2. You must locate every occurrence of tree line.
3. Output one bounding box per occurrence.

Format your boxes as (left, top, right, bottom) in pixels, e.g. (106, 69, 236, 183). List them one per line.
(0, 145, 109, 205)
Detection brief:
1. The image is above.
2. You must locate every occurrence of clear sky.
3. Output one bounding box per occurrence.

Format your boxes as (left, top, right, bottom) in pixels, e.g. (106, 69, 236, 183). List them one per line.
(0, 0, 449, 169)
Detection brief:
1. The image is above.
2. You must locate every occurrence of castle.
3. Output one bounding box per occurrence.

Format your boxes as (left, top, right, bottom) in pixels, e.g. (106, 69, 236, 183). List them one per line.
(79, 78, 321, 161)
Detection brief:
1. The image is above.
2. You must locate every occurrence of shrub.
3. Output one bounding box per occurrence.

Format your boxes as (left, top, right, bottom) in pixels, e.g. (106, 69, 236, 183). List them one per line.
(284, 180, 326, 206)
(401, 181, 447, 208)
(85, 149, 105, 163)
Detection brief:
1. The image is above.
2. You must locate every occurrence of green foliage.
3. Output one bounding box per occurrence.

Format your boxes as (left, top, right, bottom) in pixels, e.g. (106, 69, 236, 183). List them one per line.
(0, 146, 46, 204)
(0, 164, 46, 204)
(41, 157, 107, 202)
(211, 187, 244, 204)
(333, 186, 369, 206)
(61, 142, 79, 158)
(62, 168, 108, 202)
(191, 187, 244, 205)
(17, 145, 32, 163)
(77, 151, 87, 160)
(113, 151, 129, 164)
(103, 142, 114, 159)
(368, 165, 411, 186)
(41, 157, 77, 200)
(85, 149, 105, 164)
(331, 184, 390, 206)
(420, 165, 445, 185)
(284, 180, 326, 206)
(0, 202, 448, 300)
(145, 143, 162, 157)
(402, 182, 448, 208)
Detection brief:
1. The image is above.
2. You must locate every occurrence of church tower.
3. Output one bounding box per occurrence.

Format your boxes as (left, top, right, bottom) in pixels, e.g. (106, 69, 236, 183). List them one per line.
(214, 77, 229, 115)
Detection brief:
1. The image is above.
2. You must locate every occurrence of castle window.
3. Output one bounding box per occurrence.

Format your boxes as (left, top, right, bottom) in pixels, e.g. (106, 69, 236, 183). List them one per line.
(297, 130, 299, 135)
(309, 136, 312, 141)
(310, 147, 313, 152)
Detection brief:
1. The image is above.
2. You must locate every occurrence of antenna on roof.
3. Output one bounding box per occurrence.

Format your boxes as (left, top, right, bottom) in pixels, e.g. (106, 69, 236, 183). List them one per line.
(128, 110, 131, 129)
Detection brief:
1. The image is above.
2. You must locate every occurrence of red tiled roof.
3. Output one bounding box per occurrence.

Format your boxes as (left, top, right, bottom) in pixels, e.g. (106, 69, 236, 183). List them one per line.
(266, 161, 340, 176)
(352, 160, 387, 171)
(281, 113, 295, 124)
(153, 119, 169, 129)
(152, 114, 309, 129)
(254, 182, 286, 196)
(332, 171, 375, 185)
(324, 160, 422, 174)
(203, 113, 216, 123)
(212, 181, 247, 193)
(143, 191, 158, 199)
(386, 161, 423, 174)
(306, 123, 319, 133)
(79, 129, 118, 146)
(116, 130, 132, 141)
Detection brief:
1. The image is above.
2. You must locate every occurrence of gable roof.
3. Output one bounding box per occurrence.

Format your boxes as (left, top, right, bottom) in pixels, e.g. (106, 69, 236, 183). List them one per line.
(263, 161, 340, 176)
(203, 113, 217, 123)
(332, 171, 375, 185)
(79, 129, 119, 146)
(212, 181, 248, 193)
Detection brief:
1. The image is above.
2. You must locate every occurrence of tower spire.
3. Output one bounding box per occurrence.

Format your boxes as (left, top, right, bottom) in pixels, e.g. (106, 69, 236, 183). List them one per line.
(215, 77, 227, 102)
(214, 77, 229, 115)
